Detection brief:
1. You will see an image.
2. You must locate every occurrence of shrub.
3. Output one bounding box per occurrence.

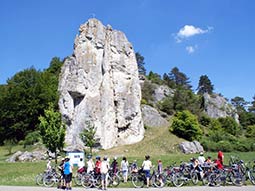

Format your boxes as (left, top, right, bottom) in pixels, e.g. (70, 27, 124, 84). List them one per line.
(170, 110, 202, 141)
(23, 131, 41, 148)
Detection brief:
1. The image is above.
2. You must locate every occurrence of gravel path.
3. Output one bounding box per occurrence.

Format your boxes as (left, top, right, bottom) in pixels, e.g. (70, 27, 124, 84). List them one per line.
(0, 186, 254, 191)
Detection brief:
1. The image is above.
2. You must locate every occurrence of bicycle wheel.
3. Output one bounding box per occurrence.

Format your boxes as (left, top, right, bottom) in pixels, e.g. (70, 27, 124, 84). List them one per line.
(202, 173, 210, 186)
(208, 173, 221, 187)
(190, 172, 198, 185)
(172, 173, 184, 187)
(232, 171, 245, 186)
(81, 174, 93, 188)
(151, 173, 165, 188)
(74, 173, 83, 186)
(35, 173, 44, 186)
(109, 175, 120, 187)
(132, 174, 144, 188)
(248, 169, 255, 185)
(43, 174, 55, 187)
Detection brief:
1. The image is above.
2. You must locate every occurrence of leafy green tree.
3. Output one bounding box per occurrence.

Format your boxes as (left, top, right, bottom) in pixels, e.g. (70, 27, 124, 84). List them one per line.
(172, 87, 202, 115)
(197, 75, 214, 95)
(39, 104, 65, 164)
(248, 95, 255, 113)
(0, 67, 42, 142)
(170, 110, 202, 141)
(23, 131, 41, 148)
(0, 57, 63, 145)
(168, 67, 192, 89)
(163, 73, 175, 88)
(246, 125, 255, 138)
(231, 96, 248, 113)
(218, 117, 240, 136)
(147, 71, 162, 84)
(46, 57, 63, 76)
(135, 52, 146, 76)
(80, 121, 96, 155)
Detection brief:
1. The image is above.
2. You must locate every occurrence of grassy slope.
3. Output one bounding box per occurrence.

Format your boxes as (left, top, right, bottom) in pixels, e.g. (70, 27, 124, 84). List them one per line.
(99, 125, 185, 157)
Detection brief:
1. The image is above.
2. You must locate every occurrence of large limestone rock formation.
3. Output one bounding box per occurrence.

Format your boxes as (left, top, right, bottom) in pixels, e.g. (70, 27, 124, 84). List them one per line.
(58, 19, 144, 150)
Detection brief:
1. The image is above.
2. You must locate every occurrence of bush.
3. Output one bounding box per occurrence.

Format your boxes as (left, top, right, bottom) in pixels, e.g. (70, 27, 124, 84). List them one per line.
(23, 131, 41, 148)
(218, 117, 240, 136)
(170, 110, 202, 141)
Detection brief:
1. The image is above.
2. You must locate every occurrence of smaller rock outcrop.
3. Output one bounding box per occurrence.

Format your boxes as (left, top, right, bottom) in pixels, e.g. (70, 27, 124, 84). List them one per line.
(179, 141, 204, 154)
(141, 105, 169, 128)
(6, 150, 48, 162)
(203, 93, 239, 122)
(153, 85, 174, 102)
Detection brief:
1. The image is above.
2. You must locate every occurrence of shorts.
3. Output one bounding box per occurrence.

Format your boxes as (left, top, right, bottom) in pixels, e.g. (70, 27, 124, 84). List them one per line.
(122, 170, 128, 177)
(64, 173, 72, 183)
(101, 173, 108, 181)
(144, 170, 150, 178)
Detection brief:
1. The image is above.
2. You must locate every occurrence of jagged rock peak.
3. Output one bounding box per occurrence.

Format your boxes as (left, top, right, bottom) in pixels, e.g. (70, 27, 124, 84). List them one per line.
(58, 18, 144, 150)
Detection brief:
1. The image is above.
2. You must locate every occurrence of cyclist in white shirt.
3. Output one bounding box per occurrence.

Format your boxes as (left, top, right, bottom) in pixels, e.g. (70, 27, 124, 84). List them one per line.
(142, 155, 152, 188)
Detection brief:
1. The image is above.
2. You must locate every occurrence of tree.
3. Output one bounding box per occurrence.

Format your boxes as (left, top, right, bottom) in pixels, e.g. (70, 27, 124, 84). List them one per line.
(170, 110, 202, 141)
(231, 96, 248, 113)
(0, 67, 42, 142)
(248, 95, 255, 113)
(135, 52, 146, 76)
(39, 104, 65, 164)
(0, 57, 63, 145)
(197, 75, 214, 95)
(80, 121, 96, 155)
(163, 73, 175, 88)
(218, 117, 240, 136)
(147, 71, 162, 84)
(168, 67, 192, 89)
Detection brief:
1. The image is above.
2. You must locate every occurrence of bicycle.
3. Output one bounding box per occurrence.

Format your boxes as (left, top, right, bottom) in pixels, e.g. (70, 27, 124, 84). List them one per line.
(171, 162, 199, 187)
(43, 168, 62, 187)
(131, 166, 165, 188)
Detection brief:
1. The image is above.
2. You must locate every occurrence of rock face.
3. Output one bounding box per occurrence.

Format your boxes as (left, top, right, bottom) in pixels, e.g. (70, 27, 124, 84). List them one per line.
(179, 141, 204, 154)
(58, 19, 144, 150)
(153, 84, 174, 102)
(141, 105, 169, 128)
(203, 93, 239, 122)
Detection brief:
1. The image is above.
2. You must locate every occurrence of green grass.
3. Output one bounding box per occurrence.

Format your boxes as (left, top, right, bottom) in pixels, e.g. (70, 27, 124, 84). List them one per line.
(0, 125, 255, 186)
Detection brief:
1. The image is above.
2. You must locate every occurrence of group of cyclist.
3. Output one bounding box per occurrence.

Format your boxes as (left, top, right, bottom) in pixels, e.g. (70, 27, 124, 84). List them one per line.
(50, 150, 225, 190)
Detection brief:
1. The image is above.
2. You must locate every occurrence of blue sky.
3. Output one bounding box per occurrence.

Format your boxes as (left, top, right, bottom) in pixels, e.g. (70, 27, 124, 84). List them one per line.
(1, 0, 254, 101)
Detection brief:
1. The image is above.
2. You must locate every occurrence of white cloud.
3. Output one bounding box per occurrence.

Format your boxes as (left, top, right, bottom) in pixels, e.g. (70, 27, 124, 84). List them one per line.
(175, 25, 213, 42)
(186, 46, 195, 54)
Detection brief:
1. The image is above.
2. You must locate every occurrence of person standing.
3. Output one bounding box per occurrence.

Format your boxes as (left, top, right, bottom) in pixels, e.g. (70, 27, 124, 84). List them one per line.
(100, 156, 110, 190)
(63, 156, 72, 190)
(111, 156, 118, 175)
(198, 152, 206, 165)
(46, 158, 52, 172)
(121, 156, 129, 183)
(77, 158, 85, 174)
(218, 150, 224, 165)
(86, 155, 95, 173)
(57, 158, 65, 189)
(142, 155, 152, 188)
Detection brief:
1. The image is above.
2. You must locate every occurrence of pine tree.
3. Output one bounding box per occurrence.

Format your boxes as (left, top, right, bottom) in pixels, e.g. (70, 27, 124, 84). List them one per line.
(197, 75, 214, 95)
(135, 52, 146, 75)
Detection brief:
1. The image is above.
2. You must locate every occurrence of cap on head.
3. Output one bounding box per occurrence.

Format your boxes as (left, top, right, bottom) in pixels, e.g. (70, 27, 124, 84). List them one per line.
(103, 156, 107, 160)
(96, 156, 100, 160)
